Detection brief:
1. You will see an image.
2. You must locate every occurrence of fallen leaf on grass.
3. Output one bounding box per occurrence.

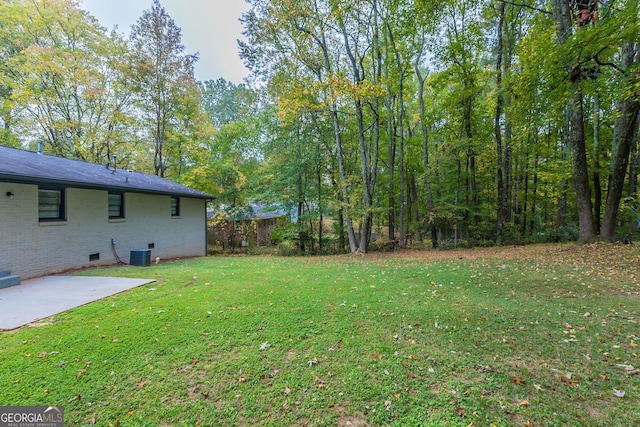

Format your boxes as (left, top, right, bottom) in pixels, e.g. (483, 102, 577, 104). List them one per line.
(405, 371, 419, 378)
(238, 377, 247, 383)
(137, 379, 147, 389)
(314, 376, 327, 385)
(177, 364, 193, 374)
(76, 369, 87, 378)
(616, 364, 635, 371)
(259, 342, 270, 351)
(518, 400, 530, 407)
(613, 389, 625, 398)
(511, 376, 523, 385)
(285, 387, 291, 394)
(560, 374, 579, 387)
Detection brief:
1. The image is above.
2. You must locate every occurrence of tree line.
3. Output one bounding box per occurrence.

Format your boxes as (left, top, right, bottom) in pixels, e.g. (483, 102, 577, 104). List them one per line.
(2, 0, 639, 253)
(0, 0, 212, 177)
(241, 0, 640, 251)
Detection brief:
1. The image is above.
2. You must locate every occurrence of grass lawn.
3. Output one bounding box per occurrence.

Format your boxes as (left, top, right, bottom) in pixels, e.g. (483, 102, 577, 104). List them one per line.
(1, 243, 639, 426)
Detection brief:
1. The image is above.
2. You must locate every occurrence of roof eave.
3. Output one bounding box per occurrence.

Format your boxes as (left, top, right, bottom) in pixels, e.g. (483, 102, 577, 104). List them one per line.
(0, 174, 213, 200)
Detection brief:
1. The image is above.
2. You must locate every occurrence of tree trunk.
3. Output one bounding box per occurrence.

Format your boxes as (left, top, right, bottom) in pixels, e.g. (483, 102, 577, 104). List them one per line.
(410, 173, 422, 243)
(593, 99, 602, 234)
(415, 39, 437, 248)
(463, 96, 478, 229)
(628, 112, 640, 197)
(495, 2, 508, 245)
(309, 23, 358, 252)
(552, 0, 597, 242)
(340, 17, 378, 253)
(386, 69, 396, 242)
(568, 92, 597, 241)
(601, 43, 640, 241)
(530, 155, 540, 235)
(387, 23, 406, 247)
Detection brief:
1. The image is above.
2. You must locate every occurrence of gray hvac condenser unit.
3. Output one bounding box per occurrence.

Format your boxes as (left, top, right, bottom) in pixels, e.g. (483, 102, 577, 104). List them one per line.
(130, 249, 151, 266)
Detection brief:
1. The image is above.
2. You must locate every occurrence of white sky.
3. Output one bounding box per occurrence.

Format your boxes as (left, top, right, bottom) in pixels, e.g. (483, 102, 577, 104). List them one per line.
(80, 0, 251, 84)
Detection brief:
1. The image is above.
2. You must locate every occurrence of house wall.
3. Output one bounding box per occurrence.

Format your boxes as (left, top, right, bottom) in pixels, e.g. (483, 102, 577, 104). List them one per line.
(256, 218, 282, 246)
(0, 182, 206, 279)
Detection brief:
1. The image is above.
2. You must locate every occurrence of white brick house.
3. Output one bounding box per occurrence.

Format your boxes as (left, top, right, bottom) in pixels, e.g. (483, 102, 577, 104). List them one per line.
(0, 146, 212, 279)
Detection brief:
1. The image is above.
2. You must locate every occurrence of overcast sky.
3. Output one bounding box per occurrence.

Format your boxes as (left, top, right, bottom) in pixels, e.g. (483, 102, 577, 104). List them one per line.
(80, 0, 251, 84)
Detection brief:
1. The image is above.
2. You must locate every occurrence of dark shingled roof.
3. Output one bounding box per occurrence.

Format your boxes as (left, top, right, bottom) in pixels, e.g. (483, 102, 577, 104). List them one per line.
(0, 145, 213, 199)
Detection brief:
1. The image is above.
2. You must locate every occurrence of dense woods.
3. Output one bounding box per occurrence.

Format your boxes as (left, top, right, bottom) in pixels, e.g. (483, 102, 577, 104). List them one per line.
(1, 0, 639, 252)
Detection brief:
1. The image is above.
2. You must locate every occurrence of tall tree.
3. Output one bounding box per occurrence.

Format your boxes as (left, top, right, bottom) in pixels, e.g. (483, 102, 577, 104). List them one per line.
(550, 0, 597, 242)
(1, 0, 135, 161)
(129, 0, 199, 177)
(600, 1, 640, 241)
(494, 1, 508, 244)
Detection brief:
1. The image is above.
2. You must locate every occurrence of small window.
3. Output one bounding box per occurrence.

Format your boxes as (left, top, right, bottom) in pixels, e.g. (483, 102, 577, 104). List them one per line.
(171, 196, 180, 217)
(108, 193, 124, 219)
(39, 188, 65, 221)
(89, 253, 100, 262)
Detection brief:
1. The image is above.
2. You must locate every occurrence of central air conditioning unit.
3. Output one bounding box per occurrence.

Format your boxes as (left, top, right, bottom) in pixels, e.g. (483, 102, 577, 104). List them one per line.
(129, 248, 151, 266)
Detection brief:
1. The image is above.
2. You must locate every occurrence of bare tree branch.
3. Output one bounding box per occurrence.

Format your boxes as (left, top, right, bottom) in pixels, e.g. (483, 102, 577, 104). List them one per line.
(499, 0, 552, 15)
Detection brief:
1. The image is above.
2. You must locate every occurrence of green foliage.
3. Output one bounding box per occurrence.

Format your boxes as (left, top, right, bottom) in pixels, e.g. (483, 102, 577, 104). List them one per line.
(0, 0, 136, 163)
(237, 0, 640, 249)
(1, 0, 640, 247)
(616, 196, 640, 240)
(269, 223, 299, 246)
(128, 0, 202, 177)
(0, 0, 213, 179)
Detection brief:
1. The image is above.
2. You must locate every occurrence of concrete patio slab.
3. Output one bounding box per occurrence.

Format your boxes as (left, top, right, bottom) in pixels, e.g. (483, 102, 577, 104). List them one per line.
(0, 276, 155, 330)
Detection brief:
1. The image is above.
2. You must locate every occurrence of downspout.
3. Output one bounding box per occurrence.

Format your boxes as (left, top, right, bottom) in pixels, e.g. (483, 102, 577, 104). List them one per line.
(205, 199, 210, 256)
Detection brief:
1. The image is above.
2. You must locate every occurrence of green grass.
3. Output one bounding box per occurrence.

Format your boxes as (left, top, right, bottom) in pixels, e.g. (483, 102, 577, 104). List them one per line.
(1, 243, 639, 426)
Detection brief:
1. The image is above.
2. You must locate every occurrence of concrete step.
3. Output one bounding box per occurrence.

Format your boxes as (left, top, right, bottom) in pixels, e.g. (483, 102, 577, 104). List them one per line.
(0, 270, 11, 278)
(0, 275, 21, 289)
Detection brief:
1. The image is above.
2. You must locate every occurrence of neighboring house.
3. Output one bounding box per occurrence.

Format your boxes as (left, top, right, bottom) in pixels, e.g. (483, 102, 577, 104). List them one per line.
(0, 146, 213, 280)
(208, 204, 287, 249)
